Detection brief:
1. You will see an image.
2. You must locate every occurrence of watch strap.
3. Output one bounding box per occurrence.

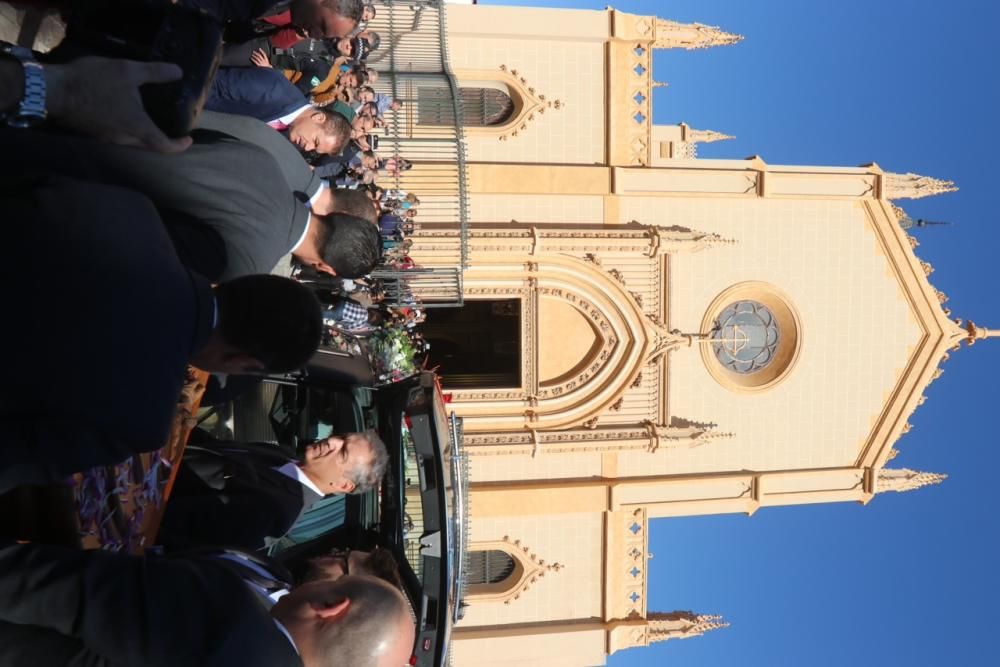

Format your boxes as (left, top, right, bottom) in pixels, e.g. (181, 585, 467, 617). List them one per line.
(1, 43, 47, 128)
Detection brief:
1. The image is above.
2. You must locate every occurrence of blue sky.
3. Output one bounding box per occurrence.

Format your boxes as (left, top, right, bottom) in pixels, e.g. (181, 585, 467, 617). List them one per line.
(478, 1, 1000, 665)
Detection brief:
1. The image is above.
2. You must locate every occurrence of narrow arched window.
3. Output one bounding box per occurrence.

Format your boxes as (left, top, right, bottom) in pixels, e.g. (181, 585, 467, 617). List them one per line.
(466, 549, 516, 585)
(418, 86, 515, 127)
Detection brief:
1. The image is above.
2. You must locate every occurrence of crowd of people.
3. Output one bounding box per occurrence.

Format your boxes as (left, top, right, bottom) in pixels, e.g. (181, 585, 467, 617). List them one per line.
(201, 0, 431, 374)
(0, 1, 439, 665)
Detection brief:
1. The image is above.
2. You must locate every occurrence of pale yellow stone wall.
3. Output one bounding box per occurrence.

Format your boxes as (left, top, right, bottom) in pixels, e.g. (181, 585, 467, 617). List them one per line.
(463, 513, 605, 627)
(451, 628, 609, 667)
(425, 4, 956, 666)
(470, 194, 605, 226)
(446, 5, 607, 165)
(617, 196, 921, 476)
(468, 450, 605, 483)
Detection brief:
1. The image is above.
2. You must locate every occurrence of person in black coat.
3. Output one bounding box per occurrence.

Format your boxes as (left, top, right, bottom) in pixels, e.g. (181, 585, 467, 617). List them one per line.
(0, 539, 415, 667)
(0, 124, 381, 283)
(0, 173, 323, 494)
(158, 431, 388, 552)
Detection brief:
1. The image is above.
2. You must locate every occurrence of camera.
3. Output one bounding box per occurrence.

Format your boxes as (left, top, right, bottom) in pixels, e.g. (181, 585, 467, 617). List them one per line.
(57, 0, 224, 138)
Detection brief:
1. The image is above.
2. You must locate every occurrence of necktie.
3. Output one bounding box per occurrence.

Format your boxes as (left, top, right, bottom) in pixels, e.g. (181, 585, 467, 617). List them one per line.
(268, 119, 288, 131)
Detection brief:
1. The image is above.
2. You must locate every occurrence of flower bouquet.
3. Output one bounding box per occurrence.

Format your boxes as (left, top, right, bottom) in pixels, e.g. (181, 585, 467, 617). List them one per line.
(367, 325, 419, 385)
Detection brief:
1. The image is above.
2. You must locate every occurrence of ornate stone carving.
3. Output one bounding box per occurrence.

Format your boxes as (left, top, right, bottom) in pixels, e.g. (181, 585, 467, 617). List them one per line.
(653, 19, 743, 50)
(884, 172, 958, 200)
(684, 126, 735, 144)
(622, 508, 647, 616)
(645, 224, 737, 257)
(464, 536, 563, 605)
(495, 65, 563, 142)
(643, 421, 734, 453)
(643, 315, 690, 366)
(645, 612, 730, 644)
(463, 425, 674, 456)
(876, 468, 947, 493)
(963, 320, 1000, 346)
(534, 285, 618, 401)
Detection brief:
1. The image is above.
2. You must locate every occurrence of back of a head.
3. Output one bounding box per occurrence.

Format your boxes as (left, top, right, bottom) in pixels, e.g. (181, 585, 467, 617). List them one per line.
(314, 575, 413, 667)
(345, 430, 389, 493)
(330, 188, 377, 225)
(326, 0, 364, 22)
(215, 275, 322, 373)
(316, 213, 382, 279)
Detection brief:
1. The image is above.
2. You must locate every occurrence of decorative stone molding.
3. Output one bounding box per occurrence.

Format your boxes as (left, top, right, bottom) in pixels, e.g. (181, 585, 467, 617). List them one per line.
(462, 425, 654, 457)
(876, 468, 947, 493)
(962, 320, 1000, 346)
(883, 172, 958, 200)
(653, 19, 743, 50)
(479, 64, 563, 142)
(643, 421, 734, 453)
(465, 537, 563, 605)
(415, 224, 733, 258)
(683, 125, 735, 144)
(643, 314, 690, 366)
(645, 611, 730, 643)
(620, 507, 648, 617)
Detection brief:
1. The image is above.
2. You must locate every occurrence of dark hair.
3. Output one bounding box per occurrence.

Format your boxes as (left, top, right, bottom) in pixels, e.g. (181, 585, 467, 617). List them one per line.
(366, 31, 381, 51)
(349, 65, 368, 87)
(363, 3, 376, 19)
(215, 275, 322, 372)
(313, 106, 352, 147)
(330, 187, 377, 224)
(349, 37, 370, 61)
(315, 213, 382, 278)
(366, 546, 403, 590)
(323, 0, 364, 22)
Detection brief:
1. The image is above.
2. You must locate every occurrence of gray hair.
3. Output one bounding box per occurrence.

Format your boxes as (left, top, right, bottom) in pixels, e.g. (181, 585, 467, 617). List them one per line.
(345, 430, 388, 494)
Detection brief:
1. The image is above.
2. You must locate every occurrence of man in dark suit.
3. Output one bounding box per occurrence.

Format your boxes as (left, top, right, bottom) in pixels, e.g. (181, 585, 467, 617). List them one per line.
(158, 431, 388, 551)
(205, 66, 352, 155)
(0, 539, 415, 667)
(0, 174, 323, 494)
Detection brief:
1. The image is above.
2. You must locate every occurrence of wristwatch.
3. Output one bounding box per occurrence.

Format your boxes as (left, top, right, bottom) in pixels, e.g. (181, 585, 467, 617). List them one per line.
(1, 43, 46, 128)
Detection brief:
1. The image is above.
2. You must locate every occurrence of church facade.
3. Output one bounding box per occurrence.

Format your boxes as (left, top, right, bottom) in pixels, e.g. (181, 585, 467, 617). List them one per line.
(389, 3, 976, 664)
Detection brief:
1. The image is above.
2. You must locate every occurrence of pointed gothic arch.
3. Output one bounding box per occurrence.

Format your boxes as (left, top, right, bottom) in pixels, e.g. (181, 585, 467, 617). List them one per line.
(448, 253, 653, 431)
(451, 66, 564, 141)
(464, 538, 563, 605)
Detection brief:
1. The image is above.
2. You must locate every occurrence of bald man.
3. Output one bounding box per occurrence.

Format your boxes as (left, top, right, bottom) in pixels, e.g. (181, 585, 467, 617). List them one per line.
(0, 540, 414, 667)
